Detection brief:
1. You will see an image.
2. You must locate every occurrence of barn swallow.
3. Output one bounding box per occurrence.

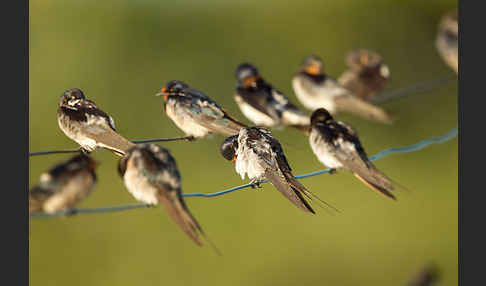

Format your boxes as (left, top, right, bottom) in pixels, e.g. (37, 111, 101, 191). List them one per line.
(29, 154, 97, 214)
(436, 10, 458, 74)
(292, 55, 394, 124)
(234, 63, 310, 133)
(156, 80, 247, 139)
(220, 127, 336, 213)
(118, 143, 207, 246)
(57, 88, 135, 156)
(308, 108, 396, 200)
(337, 49, 390, 101)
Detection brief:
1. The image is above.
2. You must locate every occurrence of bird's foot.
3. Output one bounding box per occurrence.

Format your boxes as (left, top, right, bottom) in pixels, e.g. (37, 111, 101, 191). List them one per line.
(250, 180, 263, 189)
(329, 168, 337, 175)
(79, 147, 92, 155)
(185, 136, 196, 142)
(64, 209, 78, 216)
(146, 204, 156, 208)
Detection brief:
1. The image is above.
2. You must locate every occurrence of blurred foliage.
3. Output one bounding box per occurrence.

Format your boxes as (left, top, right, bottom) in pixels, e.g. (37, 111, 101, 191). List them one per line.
(29, 0, 458, 285)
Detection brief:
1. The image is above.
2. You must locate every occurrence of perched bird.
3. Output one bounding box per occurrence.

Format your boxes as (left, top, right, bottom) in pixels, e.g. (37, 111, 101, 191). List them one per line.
(29, 154, 97, 214)
(118, 144, 207, 246)
(308, 108, 396, 200)
(292, 55, 394, 124)
(234, 63, 310, 133)
(337, 49, 390, 101)
(220, 126, 336, 213)
(57, 88, 135, 156)
(156, 80, 247, 139)
(436, 10, 458, 74)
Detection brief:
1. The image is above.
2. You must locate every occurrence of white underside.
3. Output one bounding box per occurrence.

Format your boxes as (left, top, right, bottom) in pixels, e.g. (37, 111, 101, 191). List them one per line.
(123, 160, 159, 205)
(292, 77, 343, 113)
(234, 145, 266, 180)
(235, 97, 276, 127)
(43, 174, 93, 213)
(309, 130, 343, 169)
(165, 103, 210, 138)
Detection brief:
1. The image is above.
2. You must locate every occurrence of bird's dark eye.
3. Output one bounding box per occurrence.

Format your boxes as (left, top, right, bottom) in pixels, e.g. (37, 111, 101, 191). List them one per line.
(220, 136, 238, 161)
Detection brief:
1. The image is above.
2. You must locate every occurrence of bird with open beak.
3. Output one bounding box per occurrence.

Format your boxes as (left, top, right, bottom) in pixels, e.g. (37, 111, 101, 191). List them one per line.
(57, 88, 135, 156)
(292, 55, 394, 124)
(118, 144, 209, 247)
(220, 126, 337, 213)
(156, 80, 247, 140)
(234, 63, 310, 134)
(29, 153, 98, 214)
(337, 49, 391, 101)
(308, 108, 397, 200)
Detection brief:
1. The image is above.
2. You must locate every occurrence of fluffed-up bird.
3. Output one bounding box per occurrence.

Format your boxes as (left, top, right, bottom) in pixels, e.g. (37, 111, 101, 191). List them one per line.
(292, 55, 394, 124)
(57, 88, 135, 156)
(220, 126, 337, 213)
(234, 63, 310, 133)
(436, 10, 458, 74)
(308, 108, 396, 200)
(29, 153, 98, 214)
(156, 80, 247, 139)
(118, 143, 208, 246)
(337, 49, 390, 101)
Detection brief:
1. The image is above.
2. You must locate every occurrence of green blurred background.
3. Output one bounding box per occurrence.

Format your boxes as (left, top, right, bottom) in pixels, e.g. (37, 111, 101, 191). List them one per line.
(29, 0, 458, 285)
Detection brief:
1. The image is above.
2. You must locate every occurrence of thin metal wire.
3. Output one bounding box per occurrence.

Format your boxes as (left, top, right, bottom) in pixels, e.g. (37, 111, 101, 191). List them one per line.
(372, 75, 457, 105)
(30, 127, 458, 218)
(29, 136, 193, 157)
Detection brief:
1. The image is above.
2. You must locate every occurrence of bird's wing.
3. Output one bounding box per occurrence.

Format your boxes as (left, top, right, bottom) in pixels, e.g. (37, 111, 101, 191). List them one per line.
(333, 138, 395, 199)
(235, 87, 281, 121)
(333, 93, 394, 124)
(249, 133, 315, 213)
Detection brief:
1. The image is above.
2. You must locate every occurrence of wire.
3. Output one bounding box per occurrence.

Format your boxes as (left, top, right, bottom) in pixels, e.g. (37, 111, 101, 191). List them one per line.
(371, 74, 457, 105)
(29, 136, 193, 157)
(30, 127, 458, 218)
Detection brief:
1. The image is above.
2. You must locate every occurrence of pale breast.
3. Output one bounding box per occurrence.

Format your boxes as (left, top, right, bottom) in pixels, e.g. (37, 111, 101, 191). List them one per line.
(235, 145, 266, 181)
(165, 101, 210, 138)
(57, 114, 97, 151)
(292, 77, 340, 113)
(235, 96, 277, 127)
(309, 130, 343, 169)
(123, 160, 160, 205)
(43, 172, 94, 213)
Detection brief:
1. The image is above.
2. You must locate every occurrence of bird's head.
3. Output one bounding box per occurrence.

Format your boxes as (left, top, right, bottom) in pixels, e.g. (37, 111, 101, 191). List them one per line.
(220, 135, 239, 163)
(235, 63, 260, 88)
(156, 80, 189, 102)
(300, 55, 324, 76)
(310, 108, 333, 126)
(59, 88, 86, 107)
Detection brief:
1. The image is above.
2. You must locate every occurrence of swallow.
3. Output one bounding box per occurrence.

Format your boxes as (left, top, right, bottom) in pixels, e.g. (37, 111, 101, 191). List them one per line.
(337, 49, 390, 101)
(234, 63, 310, 133)
(308, 108, 396, 200)
(220, 126, 337, 214)
(29, 154, 97, 214)
(436, 10, 458, 74)
(156, 80, 247, 139)
(292, 55, 394, 124)
(57, 88, 135, 156)
(118, 143, 207, 246)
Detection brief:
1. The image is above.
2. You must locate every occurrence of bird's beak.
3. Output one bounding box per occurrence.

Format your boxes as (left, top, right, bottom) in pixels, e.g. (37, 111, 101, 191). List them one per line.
(156, 87, 169, 101)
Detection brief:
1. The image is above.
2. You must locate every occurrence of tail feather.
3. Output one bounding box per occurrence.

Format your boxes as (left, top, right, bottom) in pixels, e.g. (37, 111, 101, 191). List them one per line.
(265, 170, 315, 214)
(94, 129, 135, 156)
(335, 95, 395, 124)
(157, 194, 203, 246)
(353, 172, 396, 200)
